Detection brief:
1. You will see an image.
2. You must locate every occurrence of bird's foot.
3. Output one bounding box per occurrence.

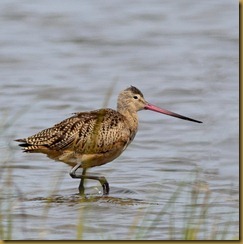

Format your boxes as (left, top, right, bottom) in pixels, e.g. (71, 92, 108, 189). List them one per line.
(99, 176, 109, 195)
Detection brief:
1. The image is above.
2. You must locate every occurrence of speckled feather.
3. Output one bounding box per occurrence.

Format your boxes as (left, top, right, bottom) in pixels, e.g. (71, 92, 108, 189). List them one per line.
(17, 108, 133, 153)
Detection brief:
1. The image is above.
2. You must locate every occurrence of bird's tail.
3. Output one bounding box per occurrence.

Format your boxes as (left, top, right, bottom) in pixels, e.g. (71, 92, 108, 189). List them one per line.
(15, 138, 44, 152)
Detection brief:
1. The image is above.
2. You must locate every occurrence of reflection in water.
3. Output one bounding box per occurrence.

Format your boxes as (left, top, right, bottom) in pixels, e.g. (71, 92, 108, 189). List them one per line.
(27, 194, 153, 206)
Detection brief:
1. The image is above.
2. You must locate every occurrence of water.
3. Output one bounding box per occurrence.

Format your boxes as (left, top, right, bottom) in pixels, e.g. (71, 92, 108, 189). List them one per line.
(0, 0, 239, 240)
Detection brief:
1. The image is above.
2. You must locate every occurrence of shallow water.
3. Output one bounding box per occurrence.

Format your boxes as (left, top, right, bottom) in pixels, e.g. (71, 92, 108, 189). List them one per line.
(0, 0, 239, 240)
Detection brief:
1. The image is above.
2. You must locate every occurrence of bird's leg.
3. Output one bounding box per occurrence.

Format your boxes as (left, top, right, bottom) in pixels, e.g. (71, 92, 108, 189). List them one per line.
(69, 163, 109, 195)
(69, 162, 82, 178)
(69, 163, 85, 195)
(78, 168, 86, 195)
(82, 175, 109, 195)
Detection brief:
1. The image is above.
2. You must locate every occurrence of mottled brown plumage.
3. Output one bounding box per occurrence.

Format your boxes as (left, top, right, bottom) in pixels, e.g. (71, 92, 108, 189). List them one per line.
(16, 86, 202, 195)
(17, 109, 135, 169)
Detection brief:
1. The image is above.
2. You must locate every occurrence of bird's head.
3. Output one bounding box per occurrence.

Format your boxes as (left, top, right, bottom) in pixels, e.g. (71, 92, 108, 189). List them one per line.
(117, 86, 202, 123)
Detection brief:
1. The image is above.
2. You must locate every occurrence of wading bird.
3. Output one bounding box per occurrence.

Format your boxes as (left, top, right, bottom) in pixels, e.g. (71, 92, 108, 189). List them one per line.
(16, 86, 202, 195)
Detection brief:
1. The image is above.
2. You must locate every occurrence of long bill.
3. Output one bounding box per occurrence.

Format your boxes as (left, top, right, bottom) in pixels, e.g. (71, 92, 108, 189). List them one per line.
(144, 103, 202, 123)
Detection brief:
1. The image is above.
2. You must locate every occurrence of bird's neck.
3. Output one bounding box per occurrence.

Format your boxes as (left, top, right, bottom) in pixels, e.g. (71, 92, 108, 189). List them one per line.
(118, 107, 139, 131)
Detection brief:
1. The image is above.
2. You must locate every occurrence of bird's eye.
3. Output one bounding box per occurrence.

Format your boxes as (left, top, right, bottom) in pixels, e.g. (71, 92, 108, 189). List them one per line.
(133, 95, 138, 99)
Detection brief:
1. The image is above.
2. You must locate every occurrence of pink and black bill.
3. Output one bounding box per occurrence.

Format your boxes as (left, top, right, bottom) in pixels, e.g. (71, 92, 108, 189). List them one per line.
(144, 103, 202, 123)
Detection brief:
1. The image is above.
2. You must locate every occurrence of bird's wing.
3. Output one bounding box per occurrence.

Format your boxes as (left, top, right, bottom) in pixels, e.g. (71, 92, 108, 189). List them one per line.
(73, 109, 131, 154)
(16, 109, 130, 153)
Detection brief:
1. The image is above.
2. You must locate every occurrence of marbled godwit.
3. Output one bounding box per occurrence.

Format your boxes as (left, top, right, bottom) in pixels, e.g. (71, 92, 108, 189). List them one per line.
(15, 86, 202, 195)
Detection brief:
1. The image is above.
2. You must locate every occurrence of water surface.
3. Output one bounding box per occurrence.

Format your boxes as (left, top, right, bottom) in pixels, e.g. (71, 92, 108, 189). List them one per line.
(0, 0, 239, 240)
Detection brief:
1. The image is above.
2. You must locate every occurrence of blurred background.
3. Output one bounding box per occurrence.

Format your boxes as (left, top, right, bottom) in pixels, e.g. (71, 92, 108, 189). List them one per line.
(0, 0, 239, 240)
